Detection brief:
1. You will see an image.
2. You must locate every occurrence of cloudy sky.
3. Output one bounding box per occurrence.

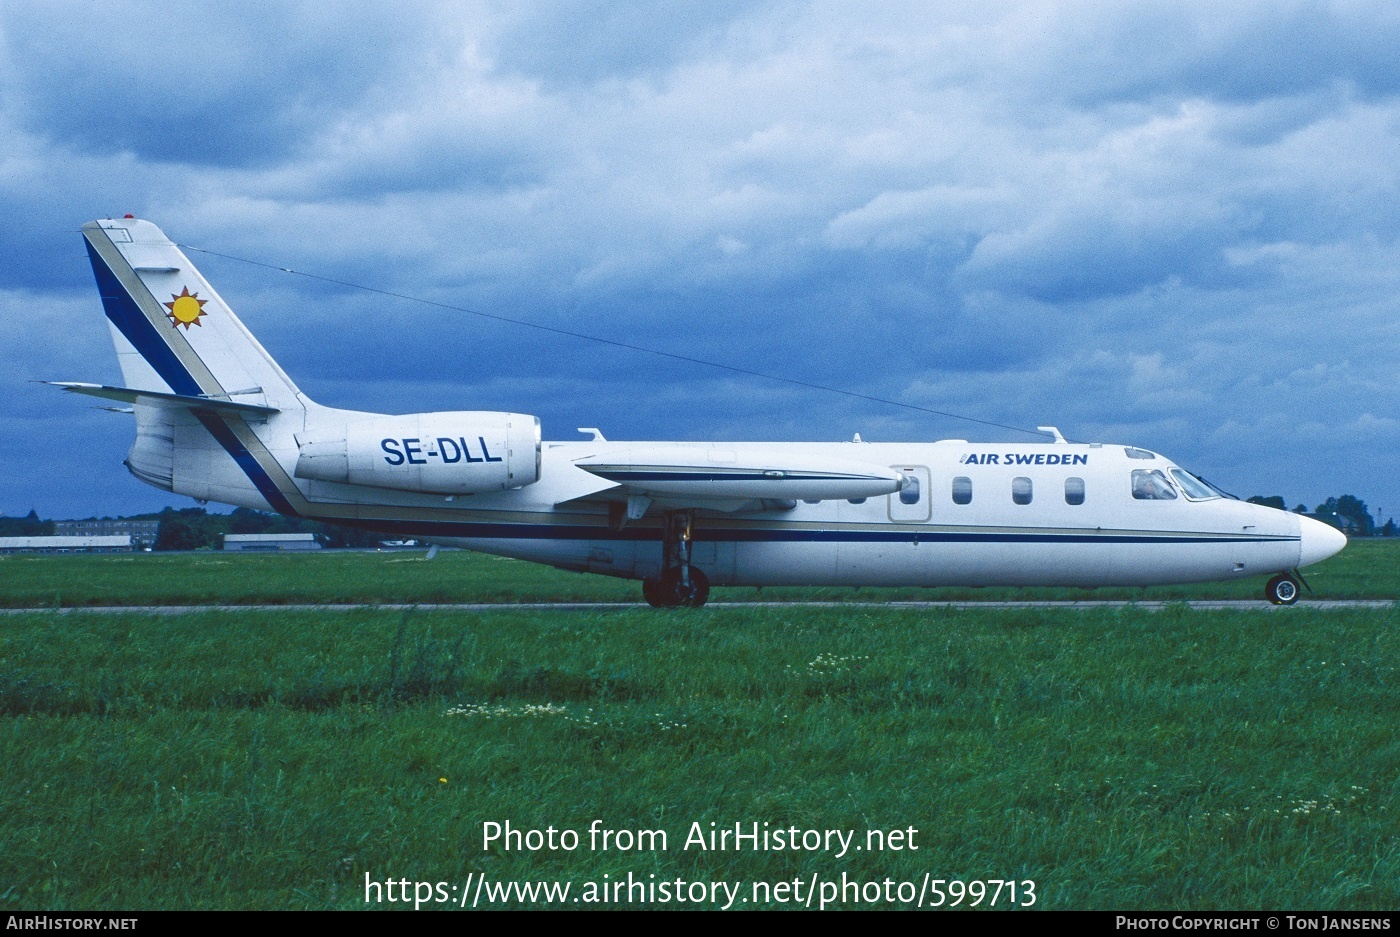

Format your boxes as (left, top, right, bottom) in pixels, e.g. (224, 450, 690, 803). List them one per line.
(3, 1, 1398, 521)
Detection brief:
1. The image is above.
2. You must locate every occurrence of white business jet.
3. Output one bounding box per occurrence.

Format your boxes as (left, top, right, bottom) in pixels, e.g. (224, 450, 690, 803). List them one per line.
(51, 218, 1346, 607)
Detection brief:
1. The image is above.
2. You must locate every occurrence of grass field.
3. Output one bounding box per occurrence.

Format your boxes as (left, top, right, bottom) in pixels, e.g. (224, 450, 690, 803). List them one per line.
(0, 537, 1394, 607)
(1, 591, 1397, 909)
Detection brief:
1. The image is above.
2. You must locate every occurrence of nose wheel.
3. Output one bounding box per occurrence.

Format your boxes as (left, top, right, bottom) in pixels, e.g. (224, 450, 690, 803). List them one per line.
(1265, 574, 1300, 605)
(642, 510, 711, 608)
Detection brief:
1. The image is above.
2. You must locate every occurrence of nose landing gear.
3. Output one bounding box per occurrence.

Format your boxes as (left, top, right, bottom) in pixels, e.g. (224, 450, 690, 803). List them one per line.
(1264, 573, 1300, 605)
(641, 510, 711, 608)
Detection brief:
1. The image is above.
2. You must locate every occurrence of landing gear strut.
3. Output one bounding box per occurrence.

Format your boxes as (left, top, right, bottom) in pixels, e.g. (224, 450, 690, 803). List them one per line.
(1265, 573, 1300, 605)
(642, 510, 710, 608)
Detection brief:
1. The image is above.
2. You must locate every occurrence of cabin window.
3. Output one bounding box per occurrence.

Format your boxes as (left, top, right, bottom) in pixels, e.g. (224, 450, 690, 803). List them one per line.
(1124, 447, 1156, 459)
(1131, 469, 1178, 500)
(1012, 476, 1032, 505)
(1065, 476, 1085, 505)
(1168, 468, 1219, 501)
(898, 476, 921, 505)
(952, 476, 972, 504)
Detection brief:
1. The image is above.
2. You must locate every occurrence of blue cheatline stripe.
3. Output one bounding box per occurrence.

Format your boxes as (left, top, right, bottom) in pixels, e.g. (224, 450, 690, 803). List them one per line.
(330, 517, 1297, 545)
(589, 471, 878, 482)
(85, 239, 202, 396)
(192, 412, 300, 517)
(84, 236, 300, 518)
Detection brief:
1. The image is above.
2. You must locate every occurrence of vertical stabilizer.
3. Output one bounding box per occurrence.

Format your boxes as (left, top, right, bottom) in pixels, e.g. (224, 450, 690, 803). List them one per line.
(81, 218, 308, 515)
(82, 219, 305, 412)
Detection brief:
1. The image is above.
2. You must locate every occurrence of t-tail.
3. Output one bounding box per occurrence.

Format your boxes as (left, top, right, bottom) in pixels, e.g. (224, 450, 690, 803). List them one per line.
(51, 218, 311, 514)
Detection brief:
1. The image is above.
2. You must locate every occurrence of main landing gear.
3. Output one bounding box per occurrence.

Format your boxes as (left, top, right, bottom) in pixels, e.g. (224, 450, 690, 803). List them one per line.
(1264, 573, 1300, 605)
(642, 510, 711, 608)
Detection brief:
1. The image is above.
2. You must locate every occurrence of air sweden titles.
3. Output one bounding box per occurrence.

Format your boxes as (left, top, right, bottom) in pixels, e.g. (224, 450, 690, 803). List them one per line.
(960, 452, 1089, 466)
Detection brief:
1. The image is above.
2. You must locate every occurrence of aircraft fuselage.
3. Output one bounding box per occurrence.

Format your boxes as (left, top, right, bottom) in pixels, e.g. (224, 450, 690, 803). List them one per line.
(312, 437, 1317, 589)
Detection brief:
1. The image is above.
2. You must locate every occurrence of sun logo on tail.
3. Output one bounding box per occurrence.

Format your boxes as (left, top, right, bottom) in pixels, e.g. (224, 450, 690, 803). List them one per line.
(163, 286, 207, 329)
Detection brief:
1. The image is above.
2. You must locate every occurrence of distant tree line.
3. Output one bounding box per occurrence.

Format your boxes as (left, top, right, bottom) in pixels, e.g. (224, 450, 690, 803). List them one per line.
(2, 507, 382, 550)
(0, 510, 54, 537)
(1246, 494, 1395, 537)
(149, 507, 383, 551)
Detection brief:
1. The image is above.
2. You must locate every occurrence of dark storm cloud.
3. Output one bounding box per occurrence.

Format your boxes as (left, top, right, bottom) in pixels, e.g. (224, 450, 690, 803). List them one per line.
(484, 0, 761, 85)
(0, 1, 456, 167)
(1037, 4, 1400, 106)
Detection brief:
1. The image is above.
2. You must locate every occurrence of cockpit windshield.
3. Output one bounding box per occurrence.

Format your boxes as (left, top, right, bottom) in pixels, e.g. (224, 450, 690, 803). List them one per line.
(1169, 468, 1219, 501)
(1195, 474, 1238, 500)
(1131, 469, 1178, 500)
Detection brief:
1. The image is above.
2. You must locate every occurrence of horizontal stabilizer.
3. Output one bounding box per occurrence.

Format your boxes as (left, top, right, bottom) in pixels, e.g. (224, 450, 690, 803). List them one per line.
(44, 382, 279, 417)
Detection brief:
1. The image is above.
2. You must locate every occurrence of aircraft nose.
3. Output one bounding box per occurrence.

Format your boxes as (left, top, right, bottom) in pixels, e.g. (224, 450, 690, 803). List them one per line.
(1298, 515, 1347, 568)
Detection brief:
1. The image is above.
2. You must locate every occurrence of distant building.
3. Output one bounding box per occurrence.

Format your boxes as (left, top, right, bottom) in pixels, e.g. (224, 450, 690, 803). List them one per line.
(0, 535, 133, 554)
(223, 532, 321, 552)
(55, 518, 161, 548)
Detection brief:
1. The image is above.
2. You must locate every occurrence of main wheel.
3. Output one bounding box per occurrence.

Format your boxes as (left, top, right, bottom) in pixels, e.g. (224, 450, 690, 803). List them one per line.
(1265, 574, 1300, 605)
(642, 576, 673, 608)
(643, 568, 711, 608)
(675, 567, 710, 608)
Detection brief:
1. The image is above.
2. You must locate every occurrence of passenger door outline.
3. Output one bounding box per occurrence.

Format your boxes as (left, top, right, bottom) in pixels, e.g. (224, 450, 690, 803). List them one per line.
(887, 465, 932, 523)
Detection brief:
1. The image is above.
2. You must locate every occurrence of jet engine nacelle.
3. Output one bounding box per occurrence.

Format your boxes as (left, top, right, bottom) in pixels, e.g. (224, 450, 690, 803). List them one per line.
(295, 411, 541, 495)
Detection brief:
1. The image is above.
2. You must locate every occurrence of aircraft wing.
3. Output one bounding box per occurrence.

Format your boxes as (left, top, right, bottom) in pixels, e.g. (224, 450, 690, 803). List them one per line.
(44, 382, 279, 417)
(573, 445, 907, 510)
